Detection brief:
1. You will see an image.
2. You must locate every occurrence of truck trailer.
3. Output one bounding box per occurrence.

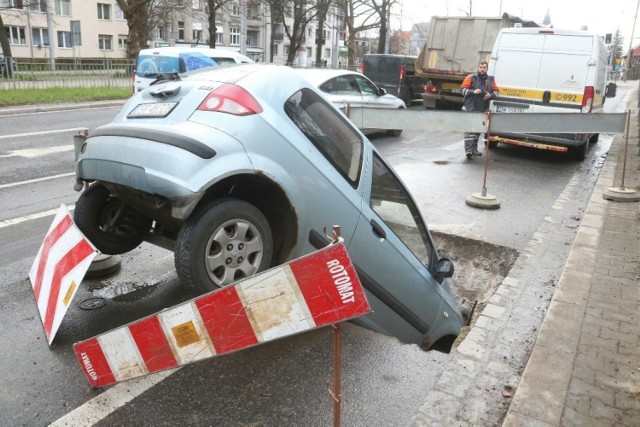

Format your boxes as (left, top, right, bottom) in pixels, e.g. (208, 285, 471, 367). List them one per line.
(417, 13, 538, 109)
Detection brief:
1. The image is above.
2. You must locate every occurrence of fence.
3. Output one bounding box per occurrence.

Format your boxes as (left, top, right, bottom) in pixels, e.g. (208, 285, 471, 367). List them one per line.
(0, 58, 134, 90)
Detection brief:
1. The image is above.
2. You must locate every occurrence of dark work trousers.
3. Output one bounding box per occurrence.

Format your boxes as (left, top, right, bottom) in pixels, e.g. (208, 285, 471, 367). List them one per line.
(464, 132, 481, 153)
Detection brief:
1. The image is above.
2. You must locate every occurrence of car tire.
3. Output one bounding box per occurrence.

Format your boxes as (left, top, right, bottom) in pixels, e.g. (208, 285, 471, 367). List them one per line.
(386, 129, 403, 137)
(174, 197, 273, 294)
(74, 183, 149, 254)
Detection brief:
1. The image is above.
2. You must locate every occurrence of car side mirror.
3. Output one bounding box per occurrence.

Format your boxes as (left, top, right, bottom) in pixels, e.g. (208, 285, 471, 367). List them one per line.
(434, 258, 454, 281)
(378, 87, 387, 96)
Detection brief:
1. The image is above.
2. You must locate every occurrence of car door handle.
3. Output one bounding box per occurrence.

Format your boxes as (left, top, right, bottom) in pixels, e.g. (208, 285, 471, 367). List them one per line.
(370, 219, 386, 239)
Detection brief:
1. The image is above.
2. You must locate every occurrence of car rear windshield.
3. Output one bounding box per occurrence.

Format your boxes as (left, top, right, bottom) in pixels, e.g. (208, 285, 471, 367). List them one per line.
(136, 52, 217, 77)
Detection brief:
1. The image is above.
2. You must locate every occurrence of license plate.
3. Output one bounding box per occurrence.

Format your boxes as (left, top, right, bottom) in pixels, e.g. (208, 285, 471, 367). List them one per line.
(128, 102, 177, 118)
(495, 105, 526, 113)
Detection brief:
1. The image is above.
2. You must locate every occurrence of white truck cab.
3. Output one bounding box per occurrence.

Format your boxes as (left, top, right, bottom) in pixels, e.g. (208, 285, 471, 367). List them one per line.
(488, 27, 610, 160)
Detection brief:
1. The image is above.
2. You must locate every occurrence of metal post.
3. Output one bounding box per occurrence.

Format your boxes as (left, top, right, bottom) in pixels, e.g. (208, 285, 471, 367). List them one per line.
(621, 110, 630, 188)
(481, 110, 493, 197)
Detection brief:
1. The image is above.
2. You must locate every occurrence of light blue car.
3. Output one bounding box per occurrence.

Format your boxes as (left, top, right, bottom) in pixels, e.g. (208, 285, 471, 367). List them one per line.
(74, 64, 463, 349)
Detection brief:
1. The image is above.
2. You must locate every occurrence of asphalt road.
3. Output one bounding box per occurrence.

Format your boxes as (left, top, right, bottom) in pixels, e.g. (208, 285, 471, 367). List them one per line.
(0, 87, 630, 425)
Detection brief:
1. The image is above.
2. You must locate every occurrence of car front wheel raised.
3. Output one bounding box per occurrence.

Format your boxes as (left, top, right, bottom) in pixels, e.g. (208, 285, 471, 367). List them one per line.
(73, 183, 150, 255)
(174, 198, 273, 294)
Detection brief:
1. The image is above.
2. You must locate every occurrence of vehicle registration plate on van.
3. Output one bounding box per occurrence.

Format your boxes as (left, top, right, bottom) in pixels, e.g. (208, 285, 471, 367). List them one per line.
(128, 102, 178, 118)
(495, 105, 526, 113)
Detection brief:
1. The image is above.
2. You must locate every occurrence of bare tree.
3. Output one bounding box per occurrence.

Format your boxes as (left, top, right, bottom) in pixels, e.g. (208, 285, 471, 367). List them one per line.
(206, 0, 234, 48)
(367, 0, 398, 54)
(266, 0, 326, 65)
(344, 0, 380, 68)
(116, 0, 153, 59)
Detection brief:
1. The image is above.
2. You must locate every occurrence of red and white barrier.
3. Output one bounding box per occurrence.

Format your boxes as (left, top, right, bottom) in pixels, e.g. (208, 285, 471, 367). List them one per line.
(73, 243, 370, 388)
(29, 205, 98, 345)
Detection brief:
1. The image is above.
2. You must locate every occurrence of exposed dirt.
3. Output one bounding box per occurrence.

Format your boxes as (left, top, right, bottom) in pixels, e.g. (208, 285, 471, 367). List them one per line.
(432, 231, 519, 322)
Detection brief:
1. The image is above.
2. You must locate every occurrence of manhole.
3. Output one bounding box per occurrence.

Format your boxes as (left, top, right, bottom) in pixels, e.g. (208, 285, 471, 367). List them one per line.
(78, 297, 107, 310)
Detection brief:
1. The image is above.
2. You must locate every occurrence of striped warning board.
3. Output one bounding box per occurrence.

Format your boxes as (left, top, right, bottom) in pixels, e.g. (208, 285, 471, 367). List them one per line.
(73, 243, 370, 388)
(29, 204, 98, 345)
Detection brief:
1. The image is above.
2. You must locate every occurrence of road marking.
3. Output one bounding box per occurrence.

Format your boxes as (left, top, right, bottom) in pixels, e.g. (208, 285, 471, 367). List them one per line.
(0, 172, 75, 189)
(0, 205, 74, 229)
(49, 369, 179, 427)
(0, 127, 86, 140)
(0, 144, 74, 158)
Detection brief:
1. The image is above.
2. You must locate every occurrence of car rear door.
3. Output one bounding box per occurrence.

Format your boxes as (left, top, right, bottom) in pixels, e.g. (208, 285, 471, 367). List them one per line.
(346, 150, 444, 346)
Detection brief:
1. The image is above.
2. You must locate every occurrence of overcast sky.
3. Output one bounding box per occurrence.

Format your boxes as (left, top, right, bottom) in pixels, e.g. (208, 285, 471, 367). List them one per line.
(394, 0, 640, 48)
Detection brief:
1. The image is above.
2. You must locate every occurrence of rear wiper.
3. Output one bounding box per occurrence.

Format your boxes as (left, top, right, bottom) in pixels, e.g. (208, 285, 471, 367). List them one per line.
(150, 72, 181, 86)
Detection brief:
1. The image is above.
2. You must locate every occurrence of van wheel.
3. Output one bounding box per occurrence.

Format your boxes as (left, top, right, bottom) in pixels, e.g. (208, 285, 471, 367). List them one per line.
(402, 91, 414, 108)
(174, 198, 273, 294)
(386, 129, 403, 137)
(571, 140, 589, 161)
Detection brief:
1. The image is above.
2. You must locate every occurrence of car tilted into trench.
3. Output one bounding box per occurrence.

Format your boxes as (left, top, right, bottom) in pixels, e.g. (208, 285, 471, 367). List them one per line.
(73, 63, 463, 349)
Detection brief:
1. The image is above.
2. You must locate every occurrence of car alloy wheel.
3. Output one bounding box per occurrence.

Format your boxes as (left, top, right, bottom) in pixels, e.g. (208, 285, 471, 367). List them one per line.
(174, 197, 273, 294)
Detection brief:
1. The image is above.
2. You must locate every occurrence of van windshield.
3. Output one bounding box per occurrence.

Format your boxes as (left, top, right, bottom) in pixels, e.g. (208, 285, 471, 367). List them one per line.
(136, 52, 217, 77)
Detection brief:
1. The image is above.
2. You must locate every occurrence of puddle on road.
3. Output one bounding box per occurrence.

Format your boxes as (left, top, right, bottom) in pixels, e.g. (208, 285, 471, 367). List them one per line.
(432, 231, 519, 321)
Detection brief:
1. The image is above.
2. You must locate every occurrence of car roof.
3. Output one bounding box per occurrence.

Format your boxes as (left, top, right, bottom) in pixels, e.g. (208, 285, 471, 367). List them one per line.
(138, 46, 252, 60)
(291, 69, 365, 86)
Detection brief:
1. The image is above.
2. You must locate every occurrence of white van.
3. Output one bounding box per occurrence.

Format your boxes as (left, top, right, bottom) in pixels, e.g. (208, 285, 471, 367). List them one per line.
(488, 27, 610, 160)
(134, 47, 254, 92)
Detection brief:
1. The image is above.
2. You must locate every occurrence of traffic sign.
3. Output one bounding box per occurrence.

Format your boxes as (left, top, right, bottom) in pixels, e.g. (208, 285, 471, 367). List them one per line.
(73, 243, 370, 388)
(29, 205, 98, 345)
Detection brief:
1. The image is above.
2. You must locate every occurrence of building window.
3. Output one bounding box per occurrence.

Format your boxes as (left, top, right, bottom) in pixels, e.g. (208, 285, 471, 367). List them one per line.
(57, 31, 72, 48)
(232, 1, 240, 16)
(6, 26, 27, 45)
(178, 22, 185, 40)
(158, 27, 165, 40)
(118, 35, 127, 50)
(32, 28, 49, 46)
(115, 4, 125, 20)
(323, 29, 330, 40)
(284, 45, 289, 56)
(306, 47, 312, 57)
(274, 44, 278, 55)
(230, 26, 240, 45)
(55, 0, 70, 16)
(215, 31, 223, 44)
(193, 29, 202, 42)
(29, 0, 47, 12)
(98, 34, 112, 50)
(247, 30, 258, 47)
(192, 0, 200, 9)
(6, 0, 23, 8)
(324, 48, 330, 58)
(97, 3, 111, 20)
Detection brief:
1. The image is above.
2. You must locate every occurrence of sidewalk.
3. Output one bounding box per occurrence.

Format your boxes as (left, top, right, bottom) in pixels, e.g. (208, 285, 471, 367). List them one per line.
(0, 99, 125, 116)
(503, 85, 640, 425)
(411, 81, 640, 426)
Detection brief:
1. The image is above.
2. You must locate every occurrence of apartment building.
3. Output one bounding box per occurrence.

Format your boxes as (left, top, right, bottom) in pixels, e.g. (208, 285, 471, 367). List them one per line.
(1, 0, 345, 66)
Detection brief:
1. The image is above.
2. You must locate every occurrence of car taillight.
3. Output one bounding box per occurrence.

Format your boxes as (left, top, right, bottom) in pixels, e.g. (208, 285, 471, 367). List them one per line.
(582, 86, 594, 113)
(361, 62, 366, 74)
(399, 64, 406, 82)
(197, 83, 263, 115)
